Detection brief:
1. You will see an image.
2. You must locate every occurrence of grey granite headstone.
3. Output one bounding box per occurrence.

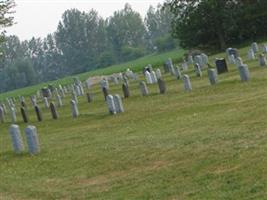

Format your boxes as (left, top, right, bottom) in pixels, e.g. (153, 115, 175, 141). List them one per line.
(70, 100, 79, 118)
(25, 125, 40, 155)
(195, 63, 202, 77)
(238, 64, 250, 81)
(122, 83, 130, 98)
(43, 97, 49, 109)
(145, 71, 152, 84)
(174, 66, 182, 79)
(113, 94, 124, 113)
(56, 94, 63, 107)
(158, 78, 166, 94)
(183, 75, 192, 91)
(10, 107, 17, 123)
(248, 49, 255, 60)
(50, 102, 58, 119)
(106, 95, 116, 115)
(9, 124, 24, 154)
(259, 54, 267, 66)
(156, 68, 162, 79)
(139, 81, 149, 96)
(252, 42, 259, 53)
(208, 68, 218, 85)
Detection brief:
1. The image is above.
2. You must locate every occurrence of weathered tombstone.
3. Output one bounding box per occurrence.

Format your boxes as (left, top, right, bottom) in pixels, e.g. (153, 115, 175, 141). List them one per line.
(113, 94, 124, 113)
(215, 58, 228, 74)
(248, 48, 255, 60)
(174, 66, 182, 79)
(70, 100, 79, 118)
(150, 71, 158, 83)
(86, 92, 93, 103)
(259, 54, 267, 66)
(122, 83, 130, 98)
(155, 68, 162, 79)
(20, 107, 29, 123)
(50, 102, 58, 119)
(10, 107, 17, 123)
(56, 94, 63, 107)
(139, 81, 149, 96)
(238, 64, 250, 81)
(208, 68, 218, 85)
(9, 124, 24, 154)
(43, 97, 49, 109)
(195, 63, 202, 77)
(145, 71, 153, 84)
(183, 75, 192, 91)
(34, 105, 43, 122)
(25, 125, 40, 155)
(251, 42, 259, 53)
(102, 87, 109, 101)
(106, 95, 116, 115)
(158, 78, 166, 94)
(0, 106, 4, 123)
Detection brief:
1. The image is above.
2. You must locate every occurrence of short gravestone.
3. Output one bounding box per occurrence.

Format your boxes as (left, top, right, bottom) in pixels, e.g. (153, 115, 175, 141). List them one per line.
(238, 64, 250, 81)
(122, 83, 130, 98)
(50, 102, 58, 119)
(86, 92, 93, 103)
(183, 75, 192, 91)
(174, 66, 182, 79)
(215, 58, 228, 74)
(158, 78, 166, 94)
(70, 100, 79, 118)
(20, 107, 29, 123)
(113, 94, 124, 113)
(25, 125, 40, 155)
(9, 124, 24, 154)
(195, 63, 202, 77)
(207, 68, 218, 85)
(102, 87, 109, 101)
(259, 54, 267, 66)
(0, 106, 5, 123)
(34, 105, 43, 122)
(106, 95, 116, 115)
(139, 81, 149, 96)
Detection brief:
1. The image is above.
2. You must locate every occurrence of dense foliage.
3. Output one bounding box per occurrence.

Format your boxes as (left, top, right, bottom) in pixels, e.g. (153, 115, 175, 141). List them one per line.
(0, 3, 175, 92)
(168, 0, 267, 49)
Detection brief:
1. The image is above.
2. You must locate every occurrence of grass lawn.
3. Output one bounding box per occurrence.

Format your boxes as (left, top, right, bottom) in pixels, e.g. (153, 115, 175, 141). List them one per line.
(1, 44, 267, 199)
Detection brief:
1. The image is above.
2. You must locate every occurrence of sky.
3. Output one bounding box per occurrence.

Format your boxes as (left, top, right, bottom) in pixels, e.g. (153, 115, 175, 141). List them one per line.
(5, 0, 164, 41)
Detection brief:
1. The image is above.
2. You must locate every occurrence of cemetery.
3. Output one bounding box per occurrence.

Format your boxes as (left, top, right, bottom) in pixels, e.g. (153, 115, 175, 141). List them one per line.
(1, 41, 267, 199)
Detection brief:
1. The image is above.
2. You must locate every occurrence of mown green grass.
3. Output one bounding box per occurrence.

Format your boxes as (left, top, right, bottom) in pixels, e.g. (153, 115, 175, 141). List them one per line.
(1, 44, 267, 199)
(0, 49, 185, 100)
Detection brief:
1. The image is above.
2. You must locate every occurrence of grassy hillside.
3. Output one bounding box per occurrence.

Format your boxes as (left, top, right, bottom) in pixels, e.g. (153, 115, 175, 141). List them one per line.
(0, 48, 185, 100)
(1, 44, 267, 199)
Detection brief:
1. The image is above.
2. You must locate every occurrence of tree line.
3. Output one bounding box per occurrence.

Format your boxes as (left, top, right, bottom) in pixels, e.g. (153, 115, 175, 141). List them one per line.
(0, 3, 175, 92)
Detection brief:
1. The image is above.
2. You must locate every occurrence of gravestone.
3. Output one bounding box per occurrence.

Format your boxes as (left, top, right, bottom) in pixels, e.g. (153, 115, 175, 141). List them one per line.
(41, 87, 51, 98)
(10, 107, 17, 123)
(0, 106, 4, 123)
(106, 95, 116, 115)
(158, 78, 166, 94)
(1, 103, 7, 114)
(56, 94, 63, 107)
(151, 71, 158, 83)
(71, 91, 78, 104)
(113, 94, 124, 113)
(259, 54, 267, 66)
(50, 102, 58, 119)
(215, 58, 228, 74)
(183, 75, 192, 91)
(248, 49, 255, 60)
(20, 107, 29, 123)
(43, 97, 49, 109)
(70, 100, 79, 118)
(235, 57, 244, 67)
(182, 62, 189, 71)
(195, 63, 202, 77)
(226, 48, 239, 58)
(34, 105, 43, 122)
(86, 92, 93, 103)
(251, 42, 259, 53)
(201, 53, 209, 66)
(9, 124, 24, 154)
(102, 87, 109, 101)
(263, 45, 267, 53)
(122, 83, 130, 98)
(25, 125, 40, 155)
(207, 68, 218, 85)
(174, 66, 182, 79)
(30, 96, 37, 107)
(145, 71, 153, 84)
(188, 55, 194, 65)
(139, 81, 149, 96)
(156, 68, 162, 79)
(238, 64, 250, 81)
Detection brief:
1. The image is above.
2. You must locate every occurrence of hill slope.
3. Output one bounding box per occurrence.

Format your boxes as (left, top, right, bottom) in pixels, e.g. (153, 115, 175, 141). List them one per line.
(1, 45, 267, 199)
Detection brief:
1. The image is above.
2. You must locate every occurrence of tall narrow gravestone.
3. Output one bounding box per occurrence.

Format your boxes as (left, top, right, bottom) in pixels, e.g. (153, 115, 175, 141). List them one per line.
(34, 105, 43, 122)
(158, 78, 166, 94)
(50, 102, 58, 119)
(0, 106, 5, 123)
(25, 125, 40, 155)
(20, 107, 29, 123)
(207, 68, 218, 85)
(183, 75, 192, 91)
(113, 94, 124, 113)
(43, 97, 49, 109)
(139, 81, 149, 96)
(215, 58, 228, 74)
(10, 107, 17, 123)
(9, 124, 24, 154)
(70, 100, 79, 118)
(145, 71, 153, 84)
(238, 64, 250, 81)
(106, 95, 116, 115)
(56, 94, 63, 107)
(122, 83, 130, 98)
